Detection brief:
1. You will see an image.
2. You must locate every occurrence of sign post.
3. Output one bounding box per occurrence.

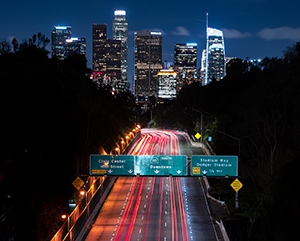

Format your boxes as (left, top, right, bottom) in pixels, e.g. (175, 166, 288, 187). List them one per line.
(72, 177, 85, 190)
(230, 178, 243, 209)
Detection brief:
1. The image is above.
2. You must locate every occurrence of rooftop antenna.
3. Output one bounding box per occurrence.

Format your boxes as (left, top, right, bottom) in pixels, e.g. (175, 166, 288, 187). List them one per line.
(206, 12, 209, 30)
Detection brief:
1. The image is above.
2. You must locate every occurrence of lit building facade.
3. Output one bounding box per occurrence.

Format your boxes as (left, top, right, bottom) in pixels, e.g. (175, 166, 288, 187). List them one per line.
(112, 10, 128, 88)
(52, 26, 72, 59)
(157, 69, 177, 100)
(64, 37, 86, 57)
(134, 30, 162, 100)
(173, 43, 198, 92)
(92, 24, 122, 91)
(51, 26, 86, 60)
(205, 27, 226, 85)
(92, 24, 107, 72)
(200, 49, 207, 85)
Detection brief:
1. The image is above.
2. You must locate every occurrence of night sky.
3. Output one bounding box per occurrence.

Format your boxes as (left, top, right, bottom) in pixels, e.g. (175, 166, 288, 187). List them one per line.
(1, 0, 300, 83)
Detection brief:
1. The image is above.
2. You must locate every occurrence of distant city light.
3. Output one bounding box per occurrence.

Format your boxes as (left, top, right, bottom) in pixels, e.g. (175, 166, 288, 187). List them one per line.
(207, 27, 223, 37)
(54, 26, 68, 30)
(187, 43, 197, 47)
(114, 10, 126, 16)
(150, 31, 162, 35)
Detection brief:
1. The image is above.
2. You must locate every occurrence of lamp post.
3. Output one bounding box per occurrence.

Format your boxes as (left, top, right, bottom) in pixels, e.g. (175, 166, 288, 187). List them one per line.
(61, 214, 70, 231)
(209, 129, 240, 159)
(184, 107, 217, 143)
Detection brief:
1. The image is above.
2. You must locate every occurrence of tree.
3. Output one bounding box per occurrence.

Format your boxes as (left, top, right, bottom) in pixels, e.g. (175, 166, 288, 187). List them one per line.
(0, 39, 11, 55)
(11, 33, 50, 61)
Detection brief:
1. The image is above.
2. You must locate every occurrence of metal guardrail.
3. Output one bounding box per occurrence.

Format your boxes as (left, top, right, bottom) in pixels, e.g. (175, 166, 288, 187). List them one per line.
(186, 131, 230, 241)
(50, 176, 116, 241)
(51, 130, 141, 241)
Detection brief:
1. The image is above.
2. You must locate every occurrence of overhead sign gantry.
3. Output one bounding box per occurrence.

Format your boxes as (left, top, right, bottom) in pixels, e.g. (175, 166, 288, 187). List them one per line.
(90, 155, 238, 177)
(90, 155, 187, 176)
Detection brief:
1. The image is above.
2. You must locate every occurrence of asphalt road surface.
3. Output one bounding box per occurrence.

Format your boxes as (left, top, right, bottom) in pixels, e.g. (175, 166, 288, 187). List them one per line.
(84, 129, 222, 241)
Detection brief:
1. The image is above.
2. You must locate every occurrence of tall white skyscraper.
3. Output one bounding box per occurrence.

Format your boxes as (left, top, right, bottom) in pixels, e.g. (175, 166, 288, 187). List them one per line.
(204, 27, 226, 85)
(112, 10, 128, 89)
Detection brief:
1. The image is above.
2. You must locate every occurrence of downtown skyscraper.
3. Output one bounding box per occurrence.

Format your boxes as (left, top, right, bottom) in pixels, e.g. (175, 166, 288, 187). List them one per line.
(134, 30, 162, 100)
(92, 24, 107, 72)
(51, 26, 86, 60)
(112, 10, 128, 89)
(173, 43, 198, 92)
(92, 24, 122, 89)
(203, 27, 226, 85)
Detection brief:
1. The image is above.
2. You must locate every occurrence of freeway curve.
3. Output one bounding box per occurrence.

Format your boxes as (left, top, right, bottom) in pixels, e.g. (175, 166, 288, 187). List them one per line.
(84, 129, 222, 241)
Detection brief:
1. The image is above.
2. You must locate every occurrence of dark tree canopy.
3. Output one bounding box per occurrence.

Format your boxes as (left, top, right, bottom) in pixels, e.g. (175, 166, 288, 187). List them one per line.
(0, 34, 136, 241)
(154, 42, 300, 241)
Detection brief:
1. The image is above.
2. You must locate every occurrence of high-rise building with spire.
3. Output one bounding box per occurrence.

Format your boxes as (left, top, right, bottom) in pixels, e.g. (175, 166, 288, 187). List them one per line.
(204, 27, 226, 85)
(112, 10, 128, 90)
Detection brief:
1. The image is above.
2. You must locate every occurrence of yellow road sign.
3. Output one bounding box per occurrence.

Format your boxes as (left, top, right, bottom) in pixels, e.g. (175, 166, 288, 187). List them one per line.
(230, 178, 243, 192)
(72, 177, 85, 190)
(192, 167, 201, 175)
(195, 132, 201, 140)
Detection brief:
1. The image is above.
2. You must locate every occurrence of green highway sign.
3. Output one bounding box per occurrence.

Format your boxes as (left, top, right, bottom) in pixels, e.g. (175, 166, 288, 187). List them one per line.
(191, 155, 238, 177)
(89, 155, 188, 176)
(90, 155, 134, 176)
(135, 155, 187, 176)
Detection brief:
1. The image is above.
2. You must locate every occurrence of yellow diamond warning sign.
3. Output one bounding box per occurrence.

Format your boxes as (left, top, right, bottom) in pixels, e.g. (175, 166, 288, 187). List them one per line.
(72, 177, 85, 190)
(195, 132, 201, 140)
(230, 178, 243, 192)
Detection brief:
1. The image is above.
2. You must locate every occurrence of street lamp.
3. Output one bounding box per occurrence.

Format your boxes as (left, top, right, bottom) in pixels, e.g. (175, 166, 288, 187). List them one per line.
(120, 138, 125, 152)
(115, 147, 120, 155)
(207, 129, 240, 159)
(184, 107, 217, 143)
(61, 214, 70, 231)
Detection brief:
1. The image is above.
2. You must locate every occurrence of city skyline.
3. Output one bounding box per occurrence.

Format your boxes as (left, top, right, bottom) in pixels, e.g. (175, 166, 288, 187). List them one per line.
(1, 0, 300, 83)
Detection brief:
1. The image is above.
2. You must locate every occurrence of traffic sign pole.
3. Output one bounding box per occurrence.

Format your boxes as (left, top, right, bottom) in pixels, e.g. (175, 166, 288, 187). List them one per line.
(230, 178, 243, 209)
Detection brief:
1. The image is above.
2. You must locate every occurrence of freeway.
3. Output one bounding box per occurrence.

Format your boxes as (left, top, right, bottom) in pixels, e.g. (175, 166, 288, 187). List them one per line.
(84, 129, 222, 241)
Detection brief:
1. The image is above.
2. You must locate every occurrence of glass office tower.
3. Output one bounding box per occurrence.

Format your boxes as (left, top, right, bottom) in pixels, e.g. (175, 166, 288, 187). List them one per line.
(65, 37, 86, 57)
(205, 27, 225, 85)
(92, 24, 122, 89)
(157, 69, 177, 100)
(51, 26, 86, 60)
(134, 30, 162, 100)
(51, 26, 72, 60)
(92, 24, 107, 72)
(173, 43, 198, 92)
(112, 10, 128, 88)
